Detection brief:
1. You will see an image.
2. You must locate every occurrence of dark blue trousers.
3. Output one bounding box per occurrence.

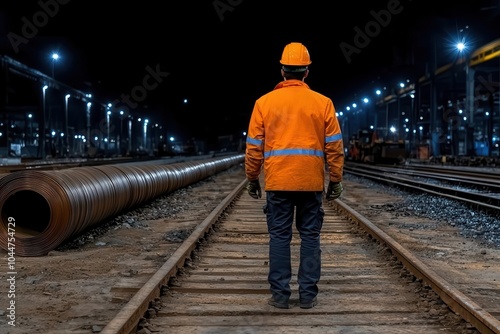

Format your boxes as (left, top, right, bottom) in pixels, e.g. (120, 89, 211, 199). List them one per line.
(264, 191, 324, 302)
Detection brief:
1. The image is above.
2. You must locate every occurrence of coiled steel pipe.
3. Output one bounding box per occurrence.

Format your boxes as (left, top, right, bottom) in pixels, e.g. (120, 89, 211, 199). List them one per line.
(0, 154, 244, 257)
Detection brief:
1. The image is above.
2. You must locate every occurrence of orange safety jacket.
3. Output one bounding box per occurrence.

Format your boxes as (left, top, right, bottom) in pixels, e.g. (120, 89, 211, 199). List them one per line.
(245, 79, 344, 191)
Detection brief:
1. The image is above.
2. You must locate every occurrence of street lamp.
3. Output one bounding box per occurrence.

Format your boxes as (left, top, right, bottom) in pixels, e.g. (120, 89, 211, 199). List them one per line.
(86, 102, 92, 150)
(41, 85, 48, 159)
(143, 118, 149, 152)
(119, 110, 125, 153)
(51, 53, 59, 79)
(106, 110, 111, 151)
(65, 94, 70, 156)
(128, 115, 132, 154)
(27, 113, 33, 145)
(169, 136, 176, 153)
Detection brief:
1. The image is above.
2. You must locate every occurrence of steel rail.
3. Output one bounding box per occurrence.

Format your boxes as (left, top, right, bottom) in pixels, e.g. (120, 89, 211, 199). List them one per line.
(349, 163, 500, 189)
(344, 167, 500, 211)
(332, 199, 500, 334)
(403, 164, 500, 180)
(99, 178, 248, 334)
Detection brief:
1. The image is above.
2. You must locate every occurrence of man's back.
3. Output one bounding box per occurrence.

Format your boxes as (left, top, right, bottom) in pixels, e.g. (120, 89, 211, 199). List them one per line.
(246, 79, 342, 191)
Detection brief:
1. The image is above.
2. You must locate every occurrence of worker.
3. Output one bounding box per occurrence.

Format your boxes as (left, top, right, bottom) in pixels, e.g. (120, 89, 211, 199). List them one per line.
(245, 42, 344, 309)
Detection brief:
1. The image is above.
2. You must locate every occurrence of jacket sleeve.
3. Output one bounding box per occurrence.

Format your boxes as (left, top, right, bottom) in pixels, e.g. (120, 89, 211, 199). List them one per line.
(245, 101, 264, 181)
(324, 100, 344, 182)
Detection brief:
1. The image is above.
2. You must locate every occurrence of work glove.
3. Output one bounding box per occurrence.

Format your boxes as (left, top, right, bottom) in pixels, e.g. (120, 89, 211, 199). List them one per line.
(326, 181, 343, 200)
(247, 179, 262, 199)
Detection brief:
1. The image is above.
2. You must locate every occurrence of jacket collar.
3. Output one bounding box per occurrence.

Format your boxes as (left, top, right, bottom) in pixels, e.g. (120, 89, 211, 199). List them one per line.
(274, 79, 310, 90)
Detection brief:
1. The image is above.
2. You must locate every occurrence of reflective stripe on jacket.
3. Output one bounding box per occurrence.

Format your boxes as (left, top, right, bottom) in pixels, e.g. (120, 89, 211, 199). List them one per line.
(245, 79, 344, 191)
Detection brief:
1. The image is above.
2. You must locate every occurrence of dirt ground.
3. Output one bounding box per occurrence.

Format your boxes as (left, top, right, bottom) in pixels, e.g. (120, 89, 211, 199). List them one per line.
(1, 167, 499, 333)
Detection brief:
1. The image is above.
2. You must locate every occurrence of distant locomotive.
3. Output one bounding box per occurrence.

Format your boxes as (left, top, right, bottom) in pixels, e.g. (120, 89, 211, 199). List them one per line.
(346, 128, 407, 165)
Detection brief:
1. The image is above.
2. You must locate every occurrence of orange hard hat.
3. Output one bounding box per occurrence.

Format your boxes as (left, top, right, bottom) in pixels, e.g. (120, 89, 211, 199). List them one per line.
(280, 42, 312, 66)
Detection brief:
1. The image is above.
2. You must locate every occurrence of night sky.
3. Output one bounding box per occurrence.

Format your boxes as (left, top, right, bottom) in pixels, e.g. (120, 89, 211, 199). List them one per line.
(1, 0, 500, 141)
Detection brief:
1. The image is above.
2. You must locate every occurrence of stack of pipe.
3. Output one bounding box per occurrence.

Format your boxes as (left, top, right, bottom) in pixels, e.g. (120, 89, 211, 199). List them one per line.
(0, 154, 244, 256)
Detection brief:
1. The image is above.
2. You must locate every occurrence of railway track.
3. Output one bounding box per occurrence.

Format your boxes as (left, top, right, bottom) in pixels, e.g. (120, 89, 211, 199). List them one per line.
(2, 161, 499, 334)
(346, 163, 500, 190)
(343, 163, 500, 210)
(100, 178, 499, 333)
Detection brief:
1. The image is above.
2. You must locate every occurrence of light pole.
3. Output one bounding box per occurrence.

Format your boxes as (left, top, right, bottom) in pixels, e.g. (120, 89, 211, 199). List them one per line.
(460, 44, 475, 156)
(106, 107, 111, 152)
(51, 53, 59, 79)
(86, 102, 92, 151)
(143, 118, 149, 153)
(27, 113, 33, 145)
(65, 94, 70, 157)
(119, 110, 124, 153)
(362, 97, 369, 129)
(41, 85, 48, 159)
(128, 116, 132, 154)
(169, 136, 175, 154)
